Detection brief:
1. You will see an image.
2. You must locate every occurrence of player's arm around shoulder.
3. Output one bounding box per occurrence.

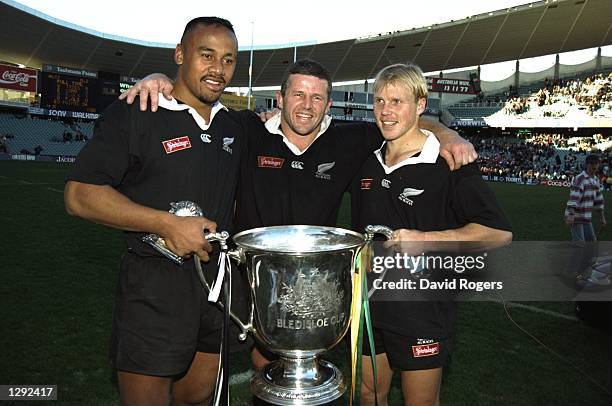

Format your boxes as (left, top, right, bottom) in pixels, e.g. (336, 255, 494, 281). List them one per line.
(119, 73, 174, 112)
(419, 116, 477, 170)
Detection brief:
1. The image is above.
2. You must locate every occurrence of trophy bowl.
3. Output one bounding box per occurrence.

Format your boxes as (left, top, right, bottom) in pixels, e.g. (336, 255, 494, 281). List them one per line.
(230, 225, 366, 405)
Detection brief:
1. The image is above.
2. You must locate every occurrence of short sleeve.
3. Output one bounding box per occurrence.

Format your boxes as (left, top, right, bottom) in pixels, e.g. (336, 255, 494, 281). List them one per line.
(451, 163, 512, 231)
(65, 100, 133, 187)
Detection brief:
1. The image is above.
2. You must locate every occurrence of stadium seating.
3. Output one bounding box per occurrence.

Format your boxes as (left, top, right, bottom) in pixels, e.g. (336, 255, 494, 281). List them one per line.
(446, 69, 611, 122)
(0, 112, 93, 156)
(497, 72, 611, 119)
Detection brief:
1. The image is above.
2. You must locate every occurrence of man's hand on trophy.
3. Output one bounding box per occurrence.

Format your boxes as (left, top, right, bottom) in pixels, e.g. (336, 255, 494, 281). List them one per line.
(161, 215, 217, 262)
(119, 73, 174, 112)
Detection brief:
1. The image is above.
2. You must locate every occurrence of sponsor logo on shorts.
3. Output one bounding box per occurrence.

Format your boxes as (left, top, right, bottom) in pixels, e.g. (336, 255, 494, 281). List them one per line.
(412, 342, 439, 358)
(162, 136, 192, 154)
(258, 156, 285, 169)
(315, 161, 335, 180)
(361, 178, 373, 190)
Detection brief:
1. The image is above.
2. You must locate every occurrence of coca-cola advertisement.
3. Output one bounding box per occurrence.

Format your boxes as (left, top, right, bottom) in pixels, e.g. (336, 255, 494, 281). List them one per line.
(0, 64, 37, 92)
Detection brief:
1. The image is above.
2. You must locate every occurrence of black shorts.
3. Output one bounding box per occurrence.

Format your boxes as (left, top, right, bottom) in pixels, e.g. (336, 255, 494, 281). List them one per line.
(362, 327, 452, 371)
(109, 252, 250, 377)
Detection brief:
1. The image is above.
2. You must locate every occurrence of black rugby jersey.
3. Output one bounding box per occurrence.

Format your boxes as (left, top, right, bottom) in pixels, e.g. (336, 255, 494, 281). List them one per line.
(234, 112, 381, 231)
(351, 133, 511, 337)
(352, 135, 511, 233)
(67, 98, 245, 256)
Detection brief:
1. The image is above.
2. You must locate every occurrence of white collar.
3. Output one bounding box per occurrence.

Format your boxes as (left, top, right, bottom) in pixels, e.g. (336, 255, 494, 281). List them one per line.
(264, 112, 333, 156)
(157, 93, 227, 131)
(374, 129, 439, 175)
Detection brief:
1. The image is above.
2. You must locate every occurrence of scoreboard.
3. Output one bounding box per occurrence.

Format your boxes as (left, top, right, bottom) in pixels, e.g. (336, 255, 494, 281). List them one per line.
(40, 72, 98, 112)
(40, 70, 120, 113)
(426, 77, 477, 94)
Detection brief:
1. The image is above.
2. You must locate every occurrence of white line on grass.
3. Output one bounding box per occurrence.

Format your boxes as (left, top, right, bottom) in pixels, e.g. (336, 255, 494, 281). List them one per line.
(229, 369, 253, 386)
(46, 187, 64, 193)
(486, 298, 578, 321)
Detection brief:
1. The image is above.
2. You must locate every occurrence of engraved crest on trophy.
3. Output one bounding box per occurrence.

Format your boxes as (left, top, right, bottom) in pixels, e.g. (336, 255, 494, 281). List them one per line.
(278, 269, 343, 319)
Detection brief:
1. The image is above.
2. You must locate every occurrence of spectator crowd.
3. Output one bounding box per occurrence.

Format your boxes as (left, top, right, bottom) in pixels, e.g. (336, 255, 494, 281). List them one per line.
(469, 132, 612, 188)
(502, 72, 611, 118)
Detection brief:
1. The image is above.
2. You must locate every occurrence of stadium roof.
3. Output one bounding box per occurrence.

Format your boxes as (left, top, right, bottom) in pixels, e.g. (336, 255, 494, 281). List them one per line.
(1, 0, 610, 87)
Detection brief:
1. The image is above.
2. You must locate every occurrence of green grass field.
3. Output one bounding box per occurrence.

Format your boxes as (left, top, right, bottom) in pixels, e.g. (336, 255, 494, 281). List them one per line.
(1, 160, 611, 405)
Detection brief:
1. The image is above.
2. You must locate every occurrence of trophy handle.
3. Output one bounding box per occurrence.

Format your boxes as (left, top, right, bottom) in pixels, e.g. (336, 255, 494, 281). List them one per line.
(227, 247, 246, 264)
(197, 234, 253, 341)
(204, 231, 230, 249)
(364, 224, 394, 241)
(226, 247, 254, 341)
(195, 254, 254, 341)
(141, 234, 185, 265)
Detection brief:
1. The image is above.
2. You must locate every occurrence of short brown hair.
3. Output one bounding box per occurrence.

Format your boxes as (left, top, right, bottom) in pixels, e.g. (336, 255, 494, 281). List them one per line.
(280, 59, 332, 100)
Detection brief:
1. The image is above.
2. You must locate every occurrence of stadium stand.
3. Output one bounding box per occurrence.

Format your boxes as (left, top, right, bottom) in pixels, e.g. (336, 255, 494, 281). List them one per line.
(499, 72, 611, 118)
(0, 0, 609, 184)
(445, 70, 611, 121)
(0, 112, 93, 156)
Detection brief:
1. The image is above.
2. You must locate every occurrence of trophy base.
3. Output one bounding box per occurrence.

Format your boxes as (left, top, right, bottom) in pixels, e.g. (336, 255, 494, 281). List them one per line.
(251, 356, 345, 405)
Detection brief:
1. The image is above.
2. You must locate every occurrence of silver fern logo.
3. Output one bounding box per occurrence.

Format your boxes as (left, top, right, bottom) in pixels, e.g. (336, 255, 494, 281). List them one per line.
(315, 161, 335, 180)
(222, 137, 234, 153)
(399, 187, 424, 205)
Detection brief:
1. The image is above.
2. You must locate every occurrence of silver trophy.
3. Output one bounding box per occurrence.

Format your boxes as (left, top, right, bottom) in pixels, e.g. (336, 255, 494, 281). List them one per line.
(142, 201, 204, 265)
(143, 210, 393, 404)
(221, 225, 392, 405)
